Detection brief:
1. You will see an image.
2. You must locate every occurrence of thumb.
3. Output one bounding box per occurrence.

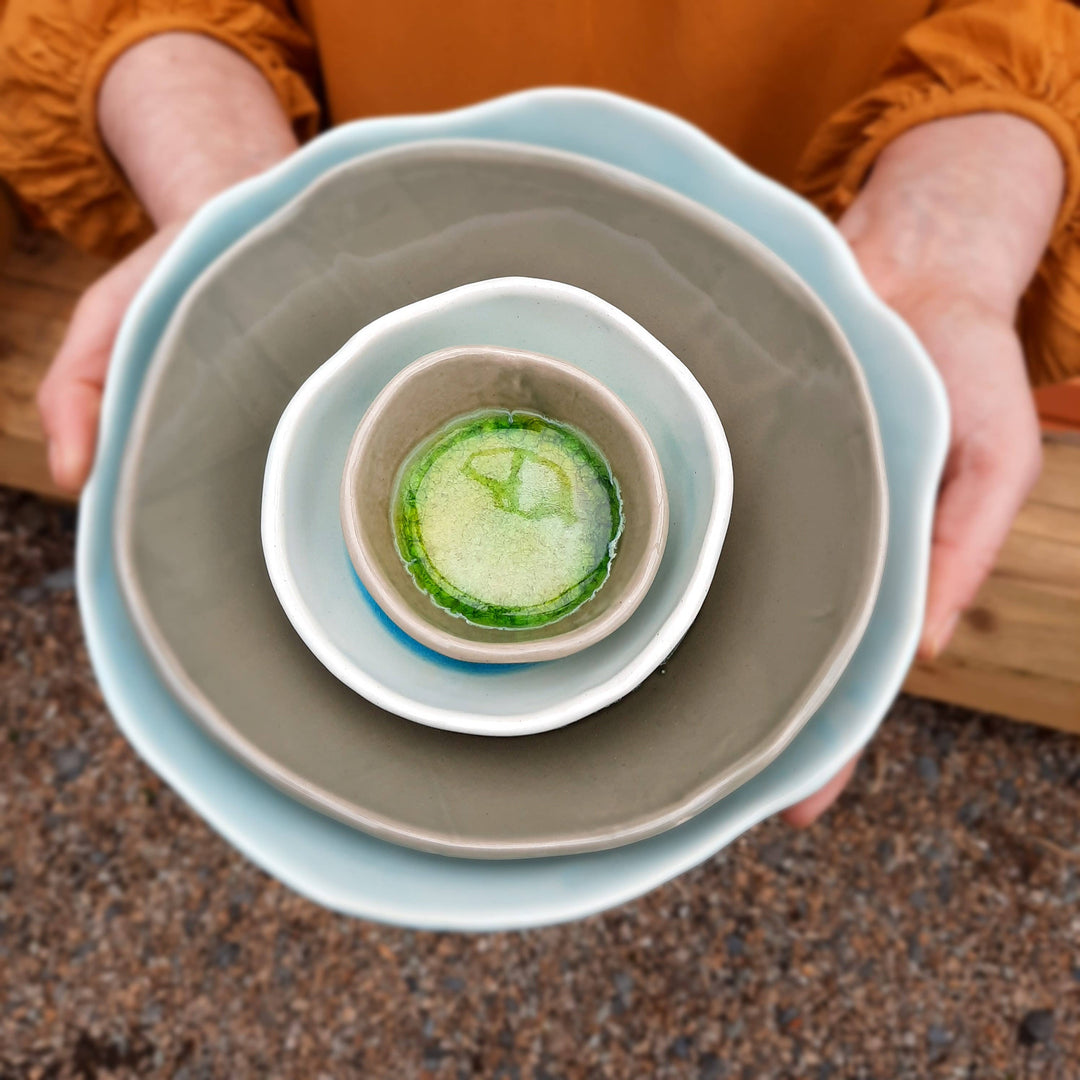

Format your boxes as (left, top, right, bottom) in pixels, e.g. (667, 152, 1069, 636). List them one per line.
(37, 224, 180, 492)
(37, 294, 117, 492)
(920, 431, 1041, 660)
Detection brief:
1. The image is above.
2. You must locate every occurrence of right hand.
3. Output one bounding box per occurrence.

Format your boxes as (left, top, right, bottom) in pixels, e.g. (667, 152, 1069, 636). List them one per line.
(38, 222, 184, 492)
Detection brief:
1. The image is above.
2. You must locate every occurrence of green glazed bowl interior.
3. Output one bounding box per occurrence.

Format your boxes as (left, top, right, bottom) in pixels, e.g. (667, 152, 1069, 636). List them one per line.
(339, 344, 669, 664)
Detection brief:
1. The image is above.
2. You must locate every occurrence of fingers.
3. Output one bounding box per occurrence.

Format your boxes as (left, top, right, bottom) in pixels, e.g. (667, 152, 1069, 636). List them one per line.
(37, 290, 117, 492)
(37, 225, 180, 493)
(781, 753, 860, 828)
(918, 422, 1042, 661)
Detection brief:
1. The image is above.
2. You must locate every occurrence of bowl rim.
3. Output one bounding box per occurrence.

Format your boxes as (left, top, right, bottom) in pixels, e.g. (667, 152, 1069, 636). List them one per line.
(258, 273, 728, 737)
(79, 87, 946, 926)
(334, 340, 669, 664)
(109, 129, 889, 855)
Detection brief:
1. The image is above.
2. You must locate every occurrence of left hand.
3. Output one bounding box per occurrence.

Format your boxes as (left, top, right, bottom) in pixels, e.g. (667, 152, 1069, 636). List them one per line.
(782, 112, 1063, 827)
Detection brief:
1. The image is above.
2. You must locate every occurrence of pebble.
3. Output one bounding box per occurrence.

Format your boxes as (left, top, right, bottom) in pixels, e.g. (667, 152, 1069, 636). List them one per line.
(51, 746, 88, 784)
(926, 1024, 951, 1047)
(956, 799, 984, 828)
(724, 933, 746, 958)
(42, 565, 75, 592)
(997, 778, 1019, 807)
(914, 755, 940, 786)
(697, 1052, 724, 1079)
(1018, 1009, 1054, 1046)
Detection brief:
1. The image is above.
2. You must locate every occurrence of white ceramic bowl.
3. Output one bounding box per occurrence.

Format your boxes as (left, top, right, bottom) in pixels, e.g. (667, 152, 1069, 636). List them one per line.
(261, 277, 731, 736)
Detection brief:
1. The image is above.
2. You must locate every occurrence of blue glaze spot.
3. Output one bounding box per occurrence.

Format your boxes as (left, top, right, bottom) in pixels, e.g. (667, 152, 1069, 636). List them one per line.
(345, 553, 532, 674)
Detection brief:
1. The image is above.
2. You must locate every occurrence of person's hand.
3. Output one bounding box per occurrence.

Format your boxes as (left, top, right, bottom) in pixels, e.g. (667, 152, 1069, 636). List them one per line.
(38, 223, 184, 491)
(782, 112, 1063, 827)
(39, 32, 300, 493)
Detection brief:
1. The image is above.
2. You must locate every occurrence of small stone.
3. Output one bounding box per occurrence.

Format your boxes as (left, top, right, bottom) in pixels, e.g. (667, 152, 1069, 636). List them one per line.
(758, 841, 787, 871)
(909, 889, 928, 912)
(1039, 756, 1062, 782)
(210, 940, 241, 969)
(915, 756, 939, 786)
(927, 1025, 951, 1047)
(997, 779, 1019, 807)
(777, 1006, 800, 1028)
(930, 727, 955, 756)
(670, 1035, 693, 1059)
(957, 800, 983, 828)
(52, 746, 88, 783)
(724, 933, 746, 958)
(698, 1053, 724, 1079)
(1018, 1009, 1054, 1046)
(14, 500, 47, 534)
(875, 838, 895, 869)
(140, 1002, 164, 1026)
(441, 976, 465, 992)
(936, 866, 954, 905)
(43, 566, 75, 592)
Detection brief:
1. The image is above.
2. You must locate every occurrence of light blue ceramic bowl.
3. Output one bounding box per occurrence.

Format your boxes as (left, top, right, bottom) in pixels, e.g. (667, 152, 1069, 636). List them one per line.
(79, 88, 948, 931)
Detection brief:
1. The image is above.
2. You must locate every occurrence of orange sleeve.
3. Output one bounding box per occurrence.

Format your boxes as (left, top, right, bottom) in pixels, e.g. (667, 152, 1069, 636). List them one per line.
(795, 0, 1080, 386)
(0, 0, 320, 259)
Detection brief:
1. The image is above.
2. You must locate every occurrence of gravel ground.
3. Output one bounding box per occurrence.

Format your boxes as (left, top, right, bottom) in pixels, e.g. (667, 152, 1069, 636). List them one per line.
(1, 488, 1078, 1079)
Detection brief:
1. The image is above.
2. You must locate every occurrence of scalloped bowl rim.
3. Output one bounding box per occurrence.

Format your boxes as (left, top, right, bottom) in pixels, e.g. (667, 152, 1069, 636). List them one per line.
(77, 87, 948, 931)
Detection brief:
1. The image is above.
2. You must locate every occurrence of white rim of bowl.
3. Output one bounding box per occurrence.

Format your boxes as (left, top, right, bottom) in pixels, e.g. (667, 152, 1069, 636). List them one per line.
(261, 276, 729, 734)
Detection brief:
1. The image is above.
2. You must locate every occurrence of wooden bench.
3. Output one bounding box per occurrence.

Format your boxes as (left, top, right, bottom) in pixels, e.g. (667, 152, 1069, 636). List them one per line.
(2, 208, 1078, 735)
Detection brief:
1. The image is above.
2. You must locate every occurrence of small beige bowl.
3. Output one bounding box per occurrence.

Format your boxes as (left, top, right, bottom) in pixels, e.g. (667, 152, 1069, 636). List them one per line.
(340, 344, 668, 663)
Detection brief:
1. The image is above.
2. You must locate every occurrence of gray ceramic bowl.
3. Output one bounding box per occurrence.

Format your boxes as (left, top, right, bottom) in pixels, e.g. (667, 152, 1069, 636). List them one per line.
(339, 343, 668, 665)
(114, 139, 887, 858)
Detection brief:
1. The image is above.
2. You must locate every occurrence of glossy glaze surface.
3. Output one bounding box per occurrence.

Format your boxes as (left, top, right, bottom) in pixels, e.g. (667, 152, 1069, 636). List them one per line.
(80, 90, 945, 927)
(115, 142, 882, 855)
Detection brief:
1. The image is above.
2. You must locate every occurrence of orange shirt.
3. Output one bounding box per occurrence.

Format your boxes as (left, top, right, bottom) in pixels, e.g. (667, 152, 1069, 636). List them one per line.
(303, 0, 927, 185)
(1, 0, 1079, 382)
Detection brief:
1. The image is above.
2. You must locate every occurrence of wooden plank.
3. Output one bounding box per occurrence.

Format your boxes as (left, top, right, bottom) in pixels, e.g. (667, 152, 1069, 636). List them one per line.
(903, 430, 1080, 734)
(0, 229, 108, 502)
(0, 431, 67, 501)
(1035, 430, 1080, 511)
(905, 661, 1080, 734)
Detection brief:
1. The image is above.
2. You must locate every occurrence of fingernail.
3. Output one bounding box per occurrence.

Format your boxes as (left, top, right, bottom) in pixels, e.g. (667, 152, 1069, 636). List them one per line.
(929, 611, 961, 659)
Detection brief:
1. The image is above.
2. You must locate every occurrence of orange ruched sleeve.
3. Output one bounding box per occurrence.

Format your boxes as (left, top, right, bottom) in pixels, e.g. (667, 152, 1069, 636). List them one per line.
(0, 0, 320, 259)
(796, 0, 1080, 385)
